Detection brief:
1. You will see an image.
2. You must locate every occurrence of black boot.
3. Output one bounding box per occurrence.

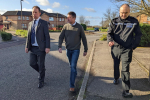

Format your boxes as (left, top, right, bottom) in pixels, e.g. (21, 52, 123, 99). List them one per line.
(113, 79, 119, 85)
(122, 90, 133, 98)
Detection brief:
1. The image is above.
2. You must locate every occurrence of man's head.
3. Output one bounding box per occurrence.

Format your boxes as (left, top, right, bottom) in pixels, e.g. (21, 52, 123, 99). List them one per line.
(32, 6, 41, 19)
(67, 11, 76, 24)
(119, 4, 130, 19)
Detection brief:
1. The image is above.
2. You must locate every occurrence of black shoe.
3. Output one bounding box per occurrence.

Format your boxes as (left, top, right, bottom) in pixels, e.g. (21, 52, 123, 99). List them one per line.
(113, 79, 119, 85)
(122, 91, 133, 98)
(38, 82, 44, 88)
(69, 90, 76, 96)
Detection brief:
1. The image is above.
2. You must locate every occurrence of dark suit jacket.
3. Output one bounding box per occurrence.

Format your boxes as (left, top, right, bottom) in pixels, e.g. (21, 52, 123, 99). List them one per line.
(25, 18, 50, 51)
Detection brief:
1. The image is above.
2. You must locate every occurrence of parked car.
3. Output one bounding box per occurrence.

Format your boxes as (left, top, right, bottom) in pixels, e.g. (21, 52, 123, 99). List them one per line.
(94, 28, 99, 31)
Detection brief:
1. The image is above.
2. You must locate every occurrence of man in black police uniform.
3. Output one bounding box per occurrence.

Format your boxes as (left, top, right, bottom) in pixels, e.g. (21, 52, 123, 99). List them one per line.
(107, 4, 142, 98)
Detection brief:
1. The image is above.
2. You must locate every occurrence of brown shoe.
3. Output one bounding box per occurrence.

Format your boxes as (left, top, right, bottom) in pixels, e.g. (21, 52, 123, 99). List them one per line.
(70, 88, 75, 92)
(69, 88, 76, 94)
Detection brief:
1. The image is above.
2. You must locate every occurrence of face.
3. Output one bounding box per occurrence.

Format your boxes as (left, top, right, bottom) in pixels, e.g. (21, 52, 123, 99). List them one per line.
(32, 7, 41, 19)
(67, 14, 76, 24)
(119, 5, 130, 19)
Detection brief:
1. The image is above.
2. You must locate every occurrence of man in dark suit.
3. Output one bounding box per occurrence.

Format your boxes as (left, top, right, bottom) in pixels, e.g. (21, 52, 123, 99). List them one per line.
(25, 6, 50, 88)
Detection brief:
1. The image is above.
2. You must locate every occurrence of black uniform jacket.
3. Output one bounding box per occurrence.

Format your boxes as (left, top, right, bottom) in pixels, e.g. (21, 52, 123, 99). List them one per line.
(107, 16, 142, 49)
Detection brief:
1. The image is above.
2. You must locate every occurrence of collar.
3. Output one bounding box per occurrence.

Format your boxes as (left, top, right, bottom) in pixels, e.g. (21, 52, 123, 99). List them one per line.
(119, 16, 130, 22)
(70, 21, 76, 26)
(33, 17, 41, 22)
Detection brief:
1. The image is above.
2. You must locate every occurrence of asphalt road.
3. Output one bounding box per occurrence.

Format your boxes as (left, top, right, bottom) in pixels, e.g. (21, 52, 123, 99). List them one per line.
(0, 32, 102, 100)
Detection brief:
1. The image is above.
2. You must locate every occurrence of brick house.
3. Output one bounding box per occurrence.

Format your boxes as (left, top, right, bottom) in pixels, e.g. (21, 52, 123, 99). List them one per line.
(130, 13, 150, 24)
(137, 14, 150, 24)
(2, 10, 67, 30)
(0, 14, 3, 29)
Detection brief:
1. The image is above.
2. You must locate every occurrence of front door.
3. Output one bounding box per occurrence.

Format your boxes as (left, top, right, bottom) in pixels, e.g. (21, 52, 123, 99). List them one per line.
(7, 24, 9, 29)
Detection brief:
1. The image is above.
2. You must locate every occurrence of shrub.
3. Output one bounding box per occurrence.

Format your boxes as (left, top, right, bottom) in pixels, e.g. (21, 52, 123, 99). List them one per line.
(100, 34, 107, 41)
(100, 27, 108, 32)
(101, 29, 108, 32)
(139, 24, 150, 46)
(87, 27, 94, 30)
(49, 30, 61, 32)
(1, 32, 12, 41)
(15, 30, 28, 38)
(57, 25, 63, 28)
(49, 30, 54, 32)
(81, 24, 87, 30)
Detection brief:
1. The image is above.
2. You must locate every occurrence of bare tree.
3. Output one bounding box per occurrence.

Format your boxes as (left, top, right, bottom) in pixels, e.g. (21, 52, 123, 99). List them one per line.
(100, 20, 110, 27)
(85, 20, 90, 26)
(79, 15, 85, 24)
(101, 8, 118, 27)
(104, 8, 118, 23)
(110, 0, 150, 16)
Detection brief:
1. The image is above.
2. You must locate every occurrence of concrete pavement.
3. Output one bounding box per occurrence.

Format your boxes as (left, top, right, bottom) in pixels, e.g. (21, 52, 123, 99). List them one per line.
(133, 47, 150, 71)
(85, 41, 150, 100)
(1, 30, 149, 100)
(0, 32, 101, 100)
(0, 31, 26, 49)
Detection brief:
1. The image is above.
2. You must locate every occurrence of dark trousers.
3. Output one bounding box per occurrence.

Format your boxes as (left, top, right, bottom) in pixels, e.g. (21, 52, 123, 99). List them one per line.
(111, 45, 133, 91)
(30, 46, 46, 83)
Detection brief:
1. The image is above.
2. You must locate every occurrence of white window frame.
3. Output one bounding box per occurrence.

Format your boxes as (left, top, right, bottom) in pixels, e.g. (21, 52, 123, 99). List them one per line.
(22, 24, 25, 28)
(62, 18, 64, 21)
(23, 16, 25, 20)
(52, 24, 54, 27)
(6, 16, 8, 19)
(147, 16, 150, 21)
(18, 16, 21, 20)
(59, 18, 61, 21)
(26, 17, 29, 20)
(25, 24, 27, 28)
(49, 17, 54, 21)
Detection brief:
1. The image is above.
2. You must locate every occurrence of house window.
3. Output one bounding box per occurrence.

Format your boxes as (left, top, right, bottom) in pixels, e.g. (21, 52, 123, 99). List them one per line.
(22, 24, 27, 28)
(24, 24, 27, 28)
(18, 16, 21, 20)
(26, 17, 29, 20)
(62, 18, 64, 21)
(59, 18, 61, 21)
(52, 24, 54, 27)
(49, 17, 54, 21)
(147, 17, 150, 21)
(22, 24, 24, 28)
(6, 16, 8, 19)
(23, 16, 25, 20)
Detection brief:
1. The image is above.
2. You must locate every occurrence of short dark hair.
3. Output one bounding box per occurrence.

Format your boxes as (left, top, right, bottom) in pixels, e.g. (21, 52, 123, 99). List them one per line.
(32, 6, 41, 13)
(68, 11, 76, 18)
(120, 4, 130, 8)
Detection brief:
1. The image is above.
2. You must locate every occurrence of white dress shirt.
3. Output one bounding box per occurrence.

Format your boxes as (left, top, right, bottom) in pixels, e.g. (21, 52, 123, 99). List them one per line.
(71, 21, 76, 26)
(32, 17, 41, 46)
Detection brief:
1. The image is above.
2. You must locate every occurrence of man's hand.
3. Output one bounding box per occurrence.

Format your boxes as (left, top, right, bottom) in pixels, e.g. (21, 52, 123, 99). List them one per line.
(58, 48, 62, 53)
(108, 41, 114, 47)
(45, 48, 50, 54)
(83, 52, 87, 56)
(25, 48, 28, 53)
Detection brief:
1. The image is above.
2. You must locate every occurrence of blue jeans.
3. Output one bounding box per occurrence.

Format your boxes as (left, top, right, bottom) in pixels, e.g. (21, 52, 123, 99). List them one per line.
(66, 49, 80, 88)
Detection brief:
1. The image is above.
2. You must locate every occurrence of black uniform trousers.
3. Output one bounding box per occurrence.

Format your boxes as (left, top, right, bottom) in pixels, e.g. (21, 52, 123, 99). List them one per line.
(30, 46, 46, 83)
(111, 45, 133, 91)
